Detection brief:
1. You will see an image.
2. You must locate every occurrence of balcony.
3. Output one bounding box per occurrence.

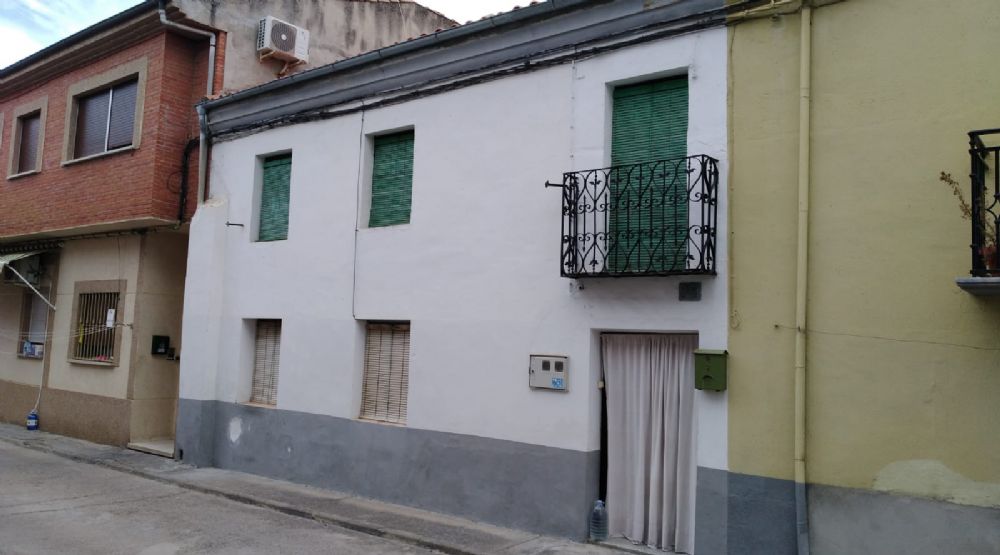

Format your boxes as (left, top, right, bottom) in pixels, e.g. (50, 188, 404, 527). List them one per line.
(548, 154, 719, 278)
(969, 130, 1000, 276)
(956, 130, 1000, 295)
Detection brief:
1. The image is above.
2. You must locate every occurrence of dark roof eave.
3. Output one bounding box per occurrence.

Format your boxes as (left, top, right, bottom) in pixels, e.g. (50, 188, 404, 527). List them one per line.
(0, 0, 160, 78)
(202, 0, 594, 111)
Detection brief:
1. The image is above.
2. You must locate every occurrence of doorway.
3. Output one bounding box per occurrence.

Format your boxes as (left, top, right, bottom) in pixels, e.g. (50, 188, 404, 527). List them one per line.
(600, 333, 697, 553)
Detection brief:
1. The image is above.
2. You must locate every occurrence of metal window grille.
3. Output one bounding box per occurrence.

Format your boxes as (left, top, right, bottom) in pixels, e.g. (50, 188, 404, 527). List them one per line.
(360, 323, 410, 424)
(251, 319, 281, 405)
(74, 292, 119, 361)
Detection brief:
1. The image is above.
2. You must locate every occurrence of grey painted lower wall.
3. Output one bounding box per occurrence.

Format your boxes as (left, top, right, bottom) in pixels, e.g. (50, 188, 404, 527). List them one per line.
(710, 470, 1000, 555)
(176, 399, 600, 539)
(175, 397, 216, 466)
(809, 484, 1000, 555)
(177, 400, 999, 552)
(696, 466, 728, 555)
(727, 471, 797, 555)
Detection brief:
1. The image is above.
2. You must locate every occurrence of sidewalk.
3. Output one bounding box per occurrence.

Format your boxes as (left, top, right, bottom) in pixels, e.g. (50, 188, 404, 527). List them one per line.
(0, 424, 638, 555)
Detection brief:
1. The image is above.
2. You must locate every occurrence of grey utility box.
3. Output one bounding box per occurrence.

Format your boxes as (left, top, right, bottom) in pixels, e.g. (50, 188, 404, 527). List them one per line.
(529, 355, 568, 391)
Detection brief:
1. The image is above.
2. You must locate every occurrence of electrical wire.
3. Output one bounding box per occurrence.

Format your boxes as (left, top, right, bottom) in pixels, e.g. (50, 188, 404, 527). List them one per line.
(351, 104, 366, 319)
(773, 323, 1000, 352)
(0, 323, 131, 342)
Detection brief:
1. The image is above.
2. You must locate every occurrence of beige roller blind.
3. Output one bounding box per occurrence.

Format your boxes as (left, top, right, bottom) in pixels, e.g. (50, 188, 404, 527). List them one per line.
(360, 322, 410, 424)
(251, 319, 281, 406)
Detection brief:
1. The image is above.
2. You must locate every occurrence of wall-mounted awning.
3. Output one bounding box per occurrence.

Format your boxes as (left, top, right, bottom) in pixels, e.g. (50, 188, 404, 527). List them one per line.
(0, 251, 55, 310)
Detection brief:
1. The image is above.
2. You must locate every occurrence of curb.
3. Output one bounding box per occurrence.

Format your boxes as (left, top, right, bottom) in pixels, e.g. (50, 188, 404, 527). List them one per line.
(0, 434, 479, 555)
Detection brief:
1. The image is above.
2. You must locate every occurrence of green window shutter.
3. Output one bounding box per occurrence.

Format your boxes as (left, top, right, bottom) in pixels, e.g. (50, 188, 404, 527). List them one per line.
(258, 154, 292, 242)
(369, 131, 414, 227)
(608, 76, 689, 272)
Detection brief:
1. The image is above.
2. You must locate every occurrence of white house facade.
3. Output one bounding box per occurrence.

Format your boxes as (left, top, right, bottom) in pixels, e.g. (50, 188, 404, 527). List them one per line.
(178, 0, 731, 550)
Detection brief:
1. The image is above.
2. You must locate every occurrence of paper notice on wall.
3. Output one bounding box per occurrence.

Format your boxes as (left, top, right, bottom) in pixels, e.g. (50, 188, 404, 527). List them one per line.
(106, 309, 116, 328)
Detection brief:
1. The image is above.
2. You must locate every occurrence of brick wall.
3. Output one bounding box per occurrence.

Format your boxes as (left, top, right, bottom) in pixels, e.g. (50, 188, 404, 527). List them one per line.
(0, 30, 215, 239)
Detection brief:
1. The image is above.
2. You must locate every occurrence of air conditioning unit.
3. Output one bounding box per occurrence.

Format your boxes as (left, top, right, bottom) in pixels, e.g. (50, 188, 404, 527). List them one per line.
(257, 16, 309, 64)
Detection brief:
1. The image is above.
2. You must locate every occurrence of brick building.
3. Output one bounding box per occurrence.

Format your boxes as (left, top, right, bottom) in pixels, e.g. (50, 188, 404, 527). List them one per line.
(0, 0, 452, 454)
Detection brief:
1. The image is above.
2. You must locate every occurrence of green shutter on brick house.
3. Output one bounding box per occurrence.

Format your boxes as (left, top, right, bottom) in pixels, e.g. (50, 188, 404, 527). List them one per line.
(608, 76, 689, 272)
(258, 154, 292, 242)
(369, 131, 414, 227)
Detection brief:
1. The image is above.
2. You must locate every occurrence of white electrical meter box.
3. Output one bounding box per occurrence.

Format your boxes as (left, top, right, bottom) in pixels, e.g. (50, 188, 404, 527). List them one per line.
(529, 355, 569, 391)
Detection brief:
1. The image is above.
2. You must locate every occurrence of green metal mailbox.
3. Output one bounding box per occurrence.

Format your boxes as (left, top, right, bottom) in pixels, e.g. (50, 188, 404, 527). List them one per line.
(694, 349, 728, 391)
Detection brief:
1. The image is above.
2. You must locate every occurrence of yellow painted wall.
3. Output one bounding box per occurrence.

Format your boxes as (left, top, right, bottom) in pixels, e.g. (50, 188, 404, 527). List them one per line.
(47, 236, 140, 399)
(129, 232, 187, 441)
(729, 0, 1000, 507)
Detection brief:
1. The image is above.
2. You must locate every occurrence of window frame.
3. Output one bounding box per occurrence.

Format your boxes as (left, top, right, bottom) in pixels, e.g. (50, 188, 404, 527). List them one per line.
(18, 288, 49, 360)
(6, 96, 48, 179)
(249, 319, 282, 406)
(606, 75, 690, 274)
(363, 127, 415, 228)
(66, 280, 126, 367)
(253, 152, 293, 243)
(62, 58, 147, 165)
(359, 321, 411, 425)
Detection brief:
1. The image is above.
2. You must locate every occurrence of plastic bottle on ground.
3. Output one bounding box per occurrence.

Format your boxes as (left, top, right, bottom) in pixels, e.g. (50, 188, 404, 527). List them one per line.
(589, 499, 608, 541)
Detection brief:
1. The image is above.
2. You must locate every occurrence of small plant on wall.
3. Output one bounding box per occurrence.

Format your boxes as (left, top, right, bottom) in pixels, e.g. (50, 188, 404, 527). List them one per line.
(940, 171, 998, 272)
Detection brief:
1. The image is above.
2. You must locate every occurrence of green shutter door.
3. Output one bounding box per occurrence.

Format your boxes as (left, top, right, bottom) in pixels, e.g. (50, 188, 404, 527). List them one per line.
(258, 154, 292, 242)
(369, 131, 414, 227)
(609, 77, 689, 272)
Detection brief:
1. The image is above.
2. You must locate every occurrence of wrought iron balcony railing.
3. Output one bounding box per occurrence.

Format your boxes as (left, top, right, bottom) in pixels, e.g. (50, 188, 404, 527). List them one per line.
(969, 130, 1000, 277)
(547, 154, 719, 278)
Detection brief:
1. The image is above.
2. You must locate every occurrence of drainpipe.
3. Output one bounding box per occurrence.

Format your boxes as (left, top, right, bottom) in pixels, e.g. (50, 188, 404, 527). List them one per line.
(794, 4, 813, 555)
(177, 138, 199, 222)
(196, 104, 209, 204)
(158, 0, 217, 204)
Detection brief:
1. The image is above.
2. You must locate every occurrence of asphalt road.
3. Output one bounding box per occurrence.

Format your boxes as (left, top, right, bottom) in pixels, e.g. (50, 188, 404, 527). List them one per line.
(0, 441, 438, 554)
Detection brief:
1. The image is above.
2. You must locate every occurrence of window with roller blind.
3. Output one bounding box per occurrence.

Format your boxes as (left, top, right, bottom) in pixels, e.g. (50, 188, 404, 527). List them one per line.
(607, 76, 689, 273)
(360, 322, 410, 424)
(13, 112, 42, 175)
(256, 154, 292, 242)
(70, 79, 139, 160)
(250, 320, 281, 406)
(7, 97, 47, 178)
(368, 130, 414, 227)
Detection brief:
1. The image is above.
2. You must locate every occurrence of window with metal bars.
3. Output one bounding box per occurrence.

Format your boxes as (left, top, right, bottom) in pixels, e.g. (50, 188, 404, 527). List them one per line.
(360, 322, 410, 424)
(73, 78, 138, 159)
(14, 111, 41, 174)
(73, 292, 119, 362)
(251, 320, 281, 406)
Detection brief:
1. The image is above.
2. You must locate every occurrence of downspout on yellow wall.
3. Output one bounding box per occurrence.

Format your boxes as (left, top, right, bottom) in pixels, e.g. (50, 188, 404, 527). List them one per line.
(794, 5, 812, 555)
